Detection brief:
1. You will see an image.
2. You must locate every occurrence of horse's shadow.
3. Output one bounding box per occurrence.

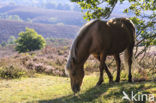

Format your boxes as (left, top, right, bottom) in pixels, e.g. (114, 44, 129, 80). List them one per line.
(36, 82, 147, 103)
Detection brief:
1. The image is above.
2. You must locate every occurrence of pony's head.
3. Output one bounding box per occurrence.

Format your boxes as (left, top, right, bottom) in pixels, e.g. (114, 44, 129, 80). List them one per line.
(66, 56, 84, 93)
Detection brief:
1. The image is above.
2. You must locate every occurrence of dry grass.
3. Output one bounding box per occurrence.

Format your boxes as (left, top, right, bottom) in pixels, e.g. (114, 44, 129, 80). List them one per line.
(0, 44, 17, 58)
(0, 42, 155, 81)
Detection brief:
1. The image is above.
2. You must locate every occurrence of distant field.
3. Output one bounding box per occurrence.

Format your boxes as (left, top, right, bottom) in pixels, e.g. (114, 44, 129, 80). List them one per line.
(0, 20, 79, 43)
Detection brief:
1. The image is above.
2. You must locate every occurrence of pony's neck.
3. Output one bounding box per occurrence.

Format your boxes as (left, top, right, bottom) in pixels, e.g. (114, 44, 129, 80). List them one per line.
(72, 20, 94, 67)
(76, 38, 90, 66)
(77, 52, 89, 66)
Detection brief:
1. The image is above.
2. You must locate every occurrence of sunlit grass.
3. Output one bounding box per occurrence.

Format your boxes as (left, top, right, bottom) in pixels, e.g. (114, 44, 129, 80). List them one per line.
(0, 74, 155, 103)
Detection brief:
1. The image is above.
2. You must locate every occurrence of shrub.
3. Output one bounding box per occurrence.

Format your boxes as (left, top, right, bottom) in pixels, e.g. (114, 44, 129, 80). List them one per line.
(1, 41, 7, 47)
(15, 27, 46, 53)
(0, 65, 26, 79)
(7, 36, 16, 44)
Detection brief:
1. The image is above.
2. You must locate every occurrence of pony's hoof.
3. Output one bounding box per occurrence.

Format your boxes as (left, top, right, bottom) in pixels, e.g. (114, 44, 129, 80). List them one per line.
(115, 79, 120, 82)
(109, 80, 114, 84)
(96, 81, 103, 86)
(128, 79, 133, 83)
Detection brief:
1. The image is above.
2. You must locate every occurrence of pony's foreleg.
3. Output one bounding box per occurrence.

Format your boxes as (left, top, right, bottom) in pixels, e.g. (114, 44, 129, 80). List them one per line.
(102, 54, 113, 83)
(127, 47, 133, 82)
(96, 54, 106, 86)
(96, 62, 104, 86)
(114, 54, 121, 82)
(96, 54, 113, 86)
(103, 62, 113, 83)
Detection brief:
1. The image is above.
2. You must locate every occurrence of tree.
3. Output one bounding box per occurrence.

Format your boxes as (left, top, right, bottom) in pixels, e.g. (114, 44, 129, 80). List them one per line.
(15, 28, 46, 53)
(63, 4, 71, 10)
(45, 3, 56, 9)
(7, 36, 16, 44)
(73, 4, 81, 11)
(1, 41, 7, 47)
(8, 15, 23, 21)
(71, 0, 156, 58)
(57, 3, 71, 10)
(57, 3, 64, 10)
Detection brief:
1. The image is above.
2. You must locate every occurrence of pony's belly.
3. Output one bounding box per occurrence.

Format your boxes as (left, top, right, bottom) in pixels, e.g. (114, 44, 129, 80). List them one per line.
(107, 48, 125, 55)
(107, 44, 127, 55)
(90, 42, 127, 56)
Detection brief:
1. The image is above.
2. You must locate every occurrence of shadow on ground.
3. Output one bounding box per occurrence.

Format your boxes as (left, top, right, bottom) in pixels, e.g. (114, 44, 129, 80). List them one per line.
(33, 81, 155, 103)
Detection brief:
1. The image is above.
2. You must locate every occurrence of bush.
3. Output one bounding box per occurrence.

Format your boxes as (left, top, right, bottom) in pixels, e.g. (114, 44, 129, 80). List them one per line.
(1, 41, 7, 47)
(7, 36, 16, 44)
(0, 65, 26, 79)
(15, 27, 46, 53)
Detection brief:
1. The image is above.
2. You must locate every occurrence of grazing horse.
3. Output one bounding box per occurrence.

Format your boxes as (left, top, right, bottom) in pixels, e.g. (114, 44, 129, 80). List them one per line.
(66, 18, 136, 93)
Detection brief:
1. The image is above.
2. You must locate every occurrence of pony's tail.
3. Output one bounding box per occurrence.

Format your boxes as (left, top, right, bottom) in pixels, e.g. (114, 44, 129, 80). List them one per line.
(123, 49, 140, 72)
(123, 18, 139, 71)
(123, 49, 131, 70)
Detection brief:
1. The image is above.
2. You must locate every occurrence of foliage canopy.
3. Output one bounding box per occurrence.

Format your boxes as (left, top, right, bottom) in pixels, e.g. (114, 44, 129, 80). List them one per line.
(71, 0, 156, 57)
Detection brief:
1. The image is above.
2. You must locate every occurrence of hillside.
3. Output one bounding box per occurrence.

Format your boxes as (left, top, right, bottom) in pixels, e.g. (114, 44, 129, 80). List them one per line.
(0, 5, 85, 26)
(0, 20, 80, 43)
(0, 4, 131, 26)
(0, 0, 72, 6)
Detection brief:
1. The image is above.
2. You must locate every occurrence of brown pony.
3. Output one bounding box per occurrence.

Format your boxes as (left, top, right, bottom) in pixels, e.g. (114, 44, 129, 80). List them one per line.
(66, 18, 136, 93)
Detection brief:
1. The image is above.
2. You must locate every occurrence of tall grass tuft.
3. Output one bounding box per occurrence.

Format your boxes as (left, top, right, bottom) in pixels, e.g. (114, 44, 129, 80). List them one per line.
(0, 65, 32, 79)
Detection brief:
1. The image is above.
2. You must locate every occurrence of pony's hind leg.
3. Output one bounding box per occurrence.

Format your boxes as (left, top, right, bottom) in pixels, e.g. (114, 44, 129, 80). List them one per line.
(96, 54, 104, 86)
(127, 46, 134, 82)
(114, 54, 121, 82)
(96, 61, 104, 86)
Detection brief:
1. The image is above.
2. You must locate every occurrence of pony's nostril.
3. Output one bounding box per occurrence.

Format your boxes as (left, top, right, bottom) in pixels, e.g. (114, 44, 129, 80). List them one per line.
(72, 85, 80, 93)
(73, 89, 78, 93)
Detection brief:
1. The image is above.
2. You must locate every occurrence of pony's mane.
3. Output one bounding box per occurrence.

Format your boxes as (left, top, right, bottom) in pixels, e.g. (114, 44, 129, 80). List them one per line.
(66, 20, 98, 71)
(70, 20, 98, 60)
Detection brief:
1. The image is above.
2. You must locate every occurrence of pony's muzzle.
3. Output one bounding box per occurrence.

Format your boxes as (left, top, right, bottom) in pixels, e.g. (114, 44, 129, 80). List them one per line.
(72, 84, 80, 93)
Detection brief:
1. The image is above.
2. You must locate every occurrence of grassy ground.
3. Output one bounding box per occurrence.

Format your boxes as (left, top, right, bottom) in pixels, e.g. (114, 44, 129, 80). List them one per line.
(0, 74, 155, 103)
